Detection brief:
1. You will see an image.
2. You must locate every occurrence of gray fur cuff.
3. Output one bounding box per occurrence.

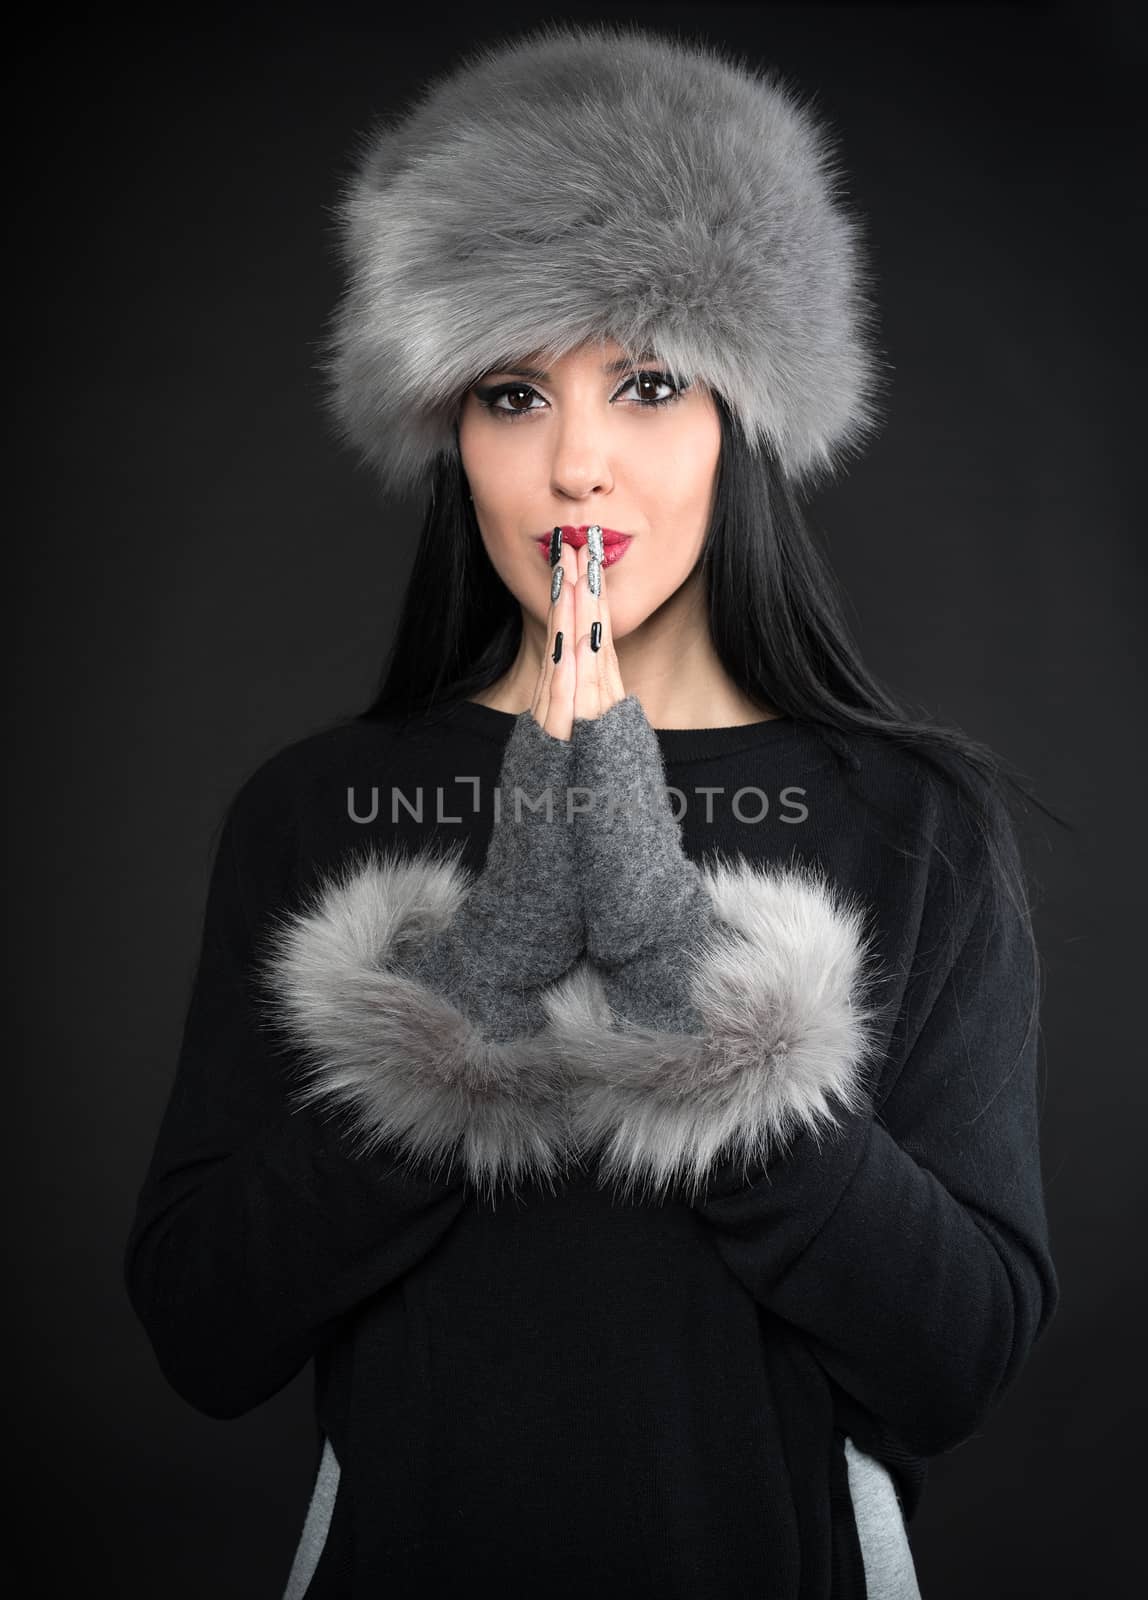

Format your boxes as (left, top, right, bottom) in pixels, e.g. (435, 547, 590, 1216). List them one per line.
(261, 845, 576, 1205)
(543, 856, 883, 1205)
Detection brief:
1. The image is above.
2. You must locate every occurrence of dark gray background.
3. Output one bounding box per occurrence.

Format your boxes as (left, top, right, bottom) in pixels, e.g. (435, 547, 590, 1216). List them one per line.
(8, 2, 1142, 1594)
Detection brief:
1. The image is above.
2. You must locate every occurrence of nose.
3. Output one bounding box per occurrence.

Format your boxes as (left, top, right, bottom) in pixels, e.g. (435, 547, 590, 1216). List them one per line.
(548, 405, 614, 502)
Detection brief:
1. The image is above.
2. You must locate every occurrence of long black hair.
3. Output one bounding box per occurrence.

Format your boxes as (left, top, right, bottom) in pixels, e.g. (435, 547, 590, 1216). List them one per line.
(357, 394, 1071, 1022)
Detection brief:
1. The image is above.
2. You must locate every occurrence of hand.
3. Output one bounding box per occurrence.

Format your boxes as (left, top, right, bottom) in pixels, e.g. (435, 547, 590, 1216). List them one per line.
(530, 534, 627, 741)
(527, 527, 707, 983)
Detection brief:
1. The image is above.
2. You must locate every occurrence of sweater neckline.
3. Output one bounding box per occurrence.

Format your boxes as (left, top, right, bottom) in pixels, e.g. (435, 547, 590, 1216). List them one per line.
(436, 697, 800, 765)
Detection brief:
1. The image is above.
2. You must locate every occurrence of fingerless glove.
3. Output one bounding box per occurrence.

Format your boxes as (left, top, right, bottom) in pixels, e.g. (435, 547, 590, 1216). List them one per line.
(263, 710, 585, 1204)
(393, 709, 583, 1041)
(545, 694, 880, 1205)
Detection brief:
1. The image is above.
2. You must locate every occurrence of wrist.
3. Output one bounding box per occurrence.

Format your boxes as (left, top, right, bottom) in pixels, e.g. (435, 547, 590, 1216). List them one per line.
(572, 695, 699, 963)
(455, 708, 583, 981)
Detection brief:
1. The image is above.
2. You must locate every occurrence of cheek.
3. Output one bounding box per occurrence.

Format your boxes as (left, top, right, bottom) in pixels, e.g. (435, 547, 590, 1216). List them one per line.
(679, 408, 722, 498)
(467, 445, 541, 528)
(634, 414, 720, 546)
(456, 439, 543, 607)
(458, 406, 501, 494)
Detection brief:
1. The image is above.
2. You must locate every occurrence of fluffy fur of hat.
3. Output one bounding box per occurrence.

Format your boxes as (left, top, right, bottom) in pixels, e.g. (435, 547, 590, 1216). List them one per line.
(317, 20, 888, 497)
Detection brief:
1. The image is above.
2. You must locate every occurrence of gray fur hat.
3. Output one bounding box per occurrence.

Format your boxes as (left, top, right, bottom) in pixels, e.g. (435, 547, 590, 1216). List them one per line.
(317, 20, 888, 497)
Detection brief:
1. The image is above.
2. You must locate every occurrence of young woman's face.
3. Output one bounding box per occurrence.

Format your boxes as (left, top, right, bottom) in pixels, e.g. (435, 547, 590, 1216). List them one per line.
(457, 338, 721, 638)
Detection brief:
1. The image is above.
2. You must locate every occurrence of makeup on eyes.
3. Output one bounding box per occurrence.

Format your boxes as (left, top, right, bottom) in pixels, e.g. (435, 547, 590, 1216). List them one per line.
(473, 369, 689, 421)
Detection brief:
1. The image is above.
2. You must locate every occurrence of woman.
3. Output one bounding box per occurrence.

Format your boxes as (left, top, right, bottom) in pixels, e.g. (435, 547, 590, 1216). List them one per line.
(123, 21, 1061, 1598)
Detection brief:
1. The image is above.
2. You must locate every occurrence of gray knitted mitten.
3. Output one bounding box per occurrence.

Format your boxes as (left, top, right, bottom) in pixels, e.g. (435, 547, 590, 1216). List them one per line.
(571, 694, 718, 1035)
(394, 708, 584, 1042)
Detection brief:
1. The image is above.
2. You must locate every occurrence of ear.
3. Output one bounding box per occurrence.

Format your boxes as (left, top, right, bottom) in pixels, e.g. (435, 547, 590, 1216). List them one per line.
(542, 858, 884, 1204)
(258, 846, 577, 1205)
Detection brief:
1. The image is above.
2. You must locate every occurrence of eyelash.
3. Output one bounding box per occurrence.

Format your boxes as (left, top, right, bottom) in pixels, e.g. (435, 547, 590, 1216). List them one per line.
(473, 369, 690, 422)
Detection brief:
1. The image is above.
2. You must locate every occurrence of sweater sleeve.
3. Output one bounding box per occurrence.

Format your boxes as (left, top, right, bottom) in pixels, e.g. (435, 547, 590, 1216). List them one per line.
(692, 825, 1061, 1459)
(122, 757, 470, 1422)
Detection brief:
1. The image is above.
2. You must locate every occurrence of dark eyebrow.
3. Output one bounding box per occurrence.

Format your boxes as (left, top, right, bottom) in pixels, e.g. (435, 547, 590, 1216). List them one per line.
(486, 354, 661, 382)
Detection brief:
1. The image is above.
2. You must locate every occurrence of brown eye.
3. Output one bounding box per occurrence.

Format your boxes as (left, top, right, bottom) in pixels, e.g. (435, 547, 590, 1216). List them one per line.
(617, 369, 683, 408)
(472, 381, 543, 420)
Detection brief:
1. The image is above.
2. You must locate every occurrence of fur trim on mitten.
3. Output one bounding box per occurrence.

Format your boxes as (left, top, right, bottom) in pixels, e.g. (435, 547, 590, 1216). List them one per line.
(259, 845, 577, 1205)
(543, 857, 885, 1205)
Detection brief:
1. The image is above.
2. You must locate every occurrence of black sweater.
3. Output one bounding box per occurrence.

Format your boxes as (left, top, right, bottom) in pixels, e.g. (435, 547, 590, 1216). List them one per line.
(123, 699, 1060, 1597)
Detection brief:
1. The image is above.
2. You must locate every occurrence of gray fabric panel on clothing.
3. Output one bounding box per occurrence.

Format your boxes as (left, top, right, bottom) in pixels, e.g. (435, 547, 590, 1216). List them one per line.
(279, 1429, 918, 1594)
(282, 1435, 341, 1600)
(843, 1436, 922, 1599)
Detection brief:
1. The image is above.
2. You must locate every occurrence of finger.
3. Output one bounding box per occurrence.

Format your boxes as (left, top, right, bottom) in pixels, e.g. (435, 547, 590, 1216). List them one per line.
(573, 541, 603, 722)
(594, 547, 627, 708)
(531, 532, 560, 722)
(535, 535, 576, 740)
(549, 546, 577, 740)
(530, 532, 559, 723)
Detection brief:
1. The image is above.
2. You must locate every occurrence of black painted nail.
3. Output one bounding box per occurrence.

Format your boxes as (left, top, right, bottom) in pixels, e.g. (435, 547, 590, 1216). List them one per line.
(549, 527, 562, 566)
(552, 630, 563, 664)
(590, 620, 602, 652)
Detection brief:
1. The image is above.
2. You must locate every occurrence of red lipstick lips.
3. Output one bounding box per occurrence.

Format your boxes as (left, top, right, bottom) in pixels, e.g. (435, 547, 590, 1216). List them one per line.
(536, 525, 633, 569)
(555, 525, 629, 546)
